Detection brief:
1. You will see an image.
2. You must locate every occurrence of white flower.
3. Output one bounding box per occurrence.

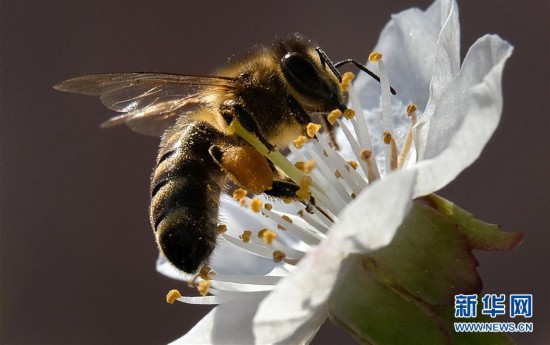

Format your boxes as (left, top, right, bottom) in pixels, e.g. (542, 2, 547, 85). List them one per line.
(160, 0, 513, 343)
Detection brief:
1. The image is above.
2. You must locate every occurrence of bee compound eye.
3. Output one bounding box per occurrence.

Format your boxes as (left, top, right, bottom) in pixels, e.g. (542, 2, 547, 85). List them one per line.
(281, 52, 322, 91)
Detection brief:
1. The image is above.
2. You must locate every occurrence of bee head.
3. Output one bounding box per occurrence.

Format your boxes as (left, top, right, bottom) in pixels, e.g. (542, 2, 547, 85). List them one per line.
(275, 35, 347, 113)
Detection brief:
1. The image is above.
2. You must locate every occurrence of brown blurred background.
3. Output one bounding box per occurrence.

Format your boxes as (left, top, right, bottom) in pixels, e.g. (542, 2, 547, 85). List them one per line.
(1, 0, 548, 344)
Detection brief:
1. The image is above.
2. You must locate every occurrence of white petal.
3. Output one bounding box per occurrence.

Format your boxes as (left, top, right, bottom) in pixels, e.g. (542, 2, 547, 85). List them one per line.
(171, 291, 322, 345)
(413, 35, 513, 197)
(170, 294, 264, 345)
(253, 169, 417, 344)
(338, 169, 417, 252)
(354, 0, 456, 109)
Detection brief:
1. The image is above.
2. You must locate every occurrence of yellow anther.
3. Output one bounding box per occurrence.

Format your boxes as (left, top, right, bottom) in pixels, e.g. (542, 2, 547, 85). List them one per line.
(360, 148, 373, 161)
(283, 198, 293, 204)
(383, 131, 392, 145)
(348, 160, 359, 170)
(239, 230, 252, 243)
(341, 72, 355, 91)
(369, 51, 383, 62)
(282, 215, 293, 223)
(334, 170, 342, 178)
(343, 109, 356, 119)
(327, 109, 342, 125)
(296, 160, 317, 173)
(217, 224, 227, 233)
(277, 224, 287, 230)
(296, 188, 310, 200)
(294, 161, 305, 171)
(406, 103, 418, 126)
(303, 160, 316, 173)
(258, 229, 277, 245)
(198, 266, 215, 280)
(264, 203, 273, 211)
(239, 198, 247, 207)
(293, 135, 308, 148)
(232, 188, 247, 200)
(299, 175, 313, 188)
(197, 280, 210, 296)
(351, 192, 357, 199)
(272, 250, 286, 263)
(250, 198, 262, 213)
(166, 289, 181, 304)
(306, 123, 322, 138)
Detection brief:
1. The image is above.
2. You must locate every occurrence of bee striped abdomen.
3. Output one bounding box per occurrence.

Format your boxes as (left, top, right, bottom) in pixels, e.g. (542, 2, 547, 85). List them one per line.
(150, 121, 224, 273)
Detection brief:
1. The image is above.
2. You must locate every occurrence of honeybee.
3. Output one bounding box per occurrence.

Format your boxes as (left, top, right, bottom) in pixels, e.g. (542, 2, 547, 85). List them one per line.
(55, 34, 390, 273)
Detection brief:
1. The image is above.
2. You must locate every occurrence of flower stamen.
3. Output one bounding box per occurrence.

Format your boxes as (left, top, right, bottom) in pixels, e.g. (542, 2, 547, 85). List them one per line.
(306, 123, 322, 138)
(327, 109, 342, 125)
(383, 131, 398, 170)
(272, 250, 286, 262)
(239, 230, 252, 243)
(166, 289, 181, 304)
(360, 148, 379, 183)
(293, 135, 308, 148)
(341, 71, 355, 92)
(232, 188, 247, 200)
(197, 280, 211, 296)
(398, 103, 418, 168)
(258, 228, 277, 245)
(250, 198, 262, 212)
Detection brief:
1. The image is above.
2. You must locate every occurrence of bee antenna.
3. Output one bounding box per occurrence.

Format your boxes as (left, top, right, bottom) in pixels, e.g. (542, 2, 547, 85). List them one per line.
(334, 59, 396, 95)
(315, 47, 343, 82)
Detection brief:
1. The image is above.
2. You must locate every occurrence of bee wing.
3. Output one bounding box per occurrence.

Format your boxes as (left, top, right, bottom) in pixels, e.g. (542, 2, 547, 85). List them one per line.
(54, 73, 236, 136)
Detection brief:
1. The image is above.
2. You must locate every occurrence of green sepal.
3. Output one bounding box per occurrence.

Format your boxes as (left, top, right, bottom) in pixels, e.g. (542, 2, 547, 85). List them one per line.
(329, 195, 523, 344)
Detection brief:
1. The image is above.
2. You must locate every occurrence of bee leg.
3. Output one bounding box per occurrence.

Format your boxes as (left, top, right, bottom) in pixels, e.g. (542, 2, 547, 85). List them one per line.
(220, 100, 275, 152)
(265, 180, 318, 215)
(321, 115, 340, 151)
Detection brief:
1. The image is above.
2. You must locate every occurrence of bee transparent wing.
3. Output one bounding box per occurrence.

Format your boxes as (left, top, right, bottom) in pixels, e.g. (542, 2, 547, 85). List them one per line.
(54, 73, 236, 136)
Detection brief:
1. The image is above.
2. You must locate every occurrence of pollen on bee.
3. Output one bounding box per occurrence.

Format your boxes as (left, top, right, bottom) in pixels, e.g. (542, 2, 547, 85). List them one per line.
(369, 51, 383, 62)
(343, 109, 356, 119)
(166, 289, 181, 304)
(341, 72, 355, 91)
(232, 188, 247, 200)
(197, 280, 211, 296)
(250, 198, 262, 212)
(306, 123, 322, 138)
(217, 224, 228, 233)
(272, 250, 286, 263)
(327, 109, 342, 125)
(258, 228, 277, 245)
(293, 135, 308, 148)
(239, 230, 252, 243)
